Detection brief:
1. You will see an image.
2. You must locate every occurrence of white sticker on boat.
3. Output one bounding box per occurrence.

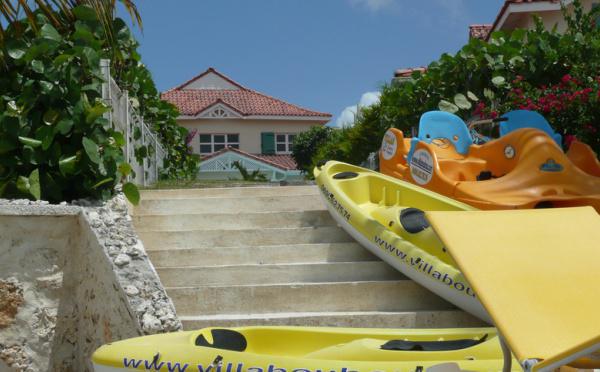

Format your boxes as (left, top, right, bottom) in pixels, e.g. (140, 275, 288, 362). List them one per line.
(410, 149, 434, 185)
(381, 130, 397, 160)
(504, 145, 515, 159)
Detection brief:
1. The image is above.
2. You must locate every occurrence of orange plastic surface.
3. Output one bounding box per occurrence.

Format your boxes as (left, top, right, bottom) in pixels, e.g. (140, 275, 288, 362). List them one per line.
(567, 140, 600, 177)
(380, 127, 600, 211)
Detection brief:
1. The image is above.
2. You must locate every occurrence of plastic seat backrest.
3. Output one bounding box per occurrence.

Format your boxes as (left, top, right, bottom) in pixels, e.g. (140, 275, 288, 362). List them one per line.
(500, 110, 562, 146)
(407, 111, 472, 162)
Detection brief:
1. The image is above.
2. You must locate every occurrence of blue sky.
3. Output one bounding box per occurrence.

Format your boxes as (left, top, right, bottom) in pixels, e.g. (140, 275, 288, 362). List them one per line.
(119, 1, 504, 126)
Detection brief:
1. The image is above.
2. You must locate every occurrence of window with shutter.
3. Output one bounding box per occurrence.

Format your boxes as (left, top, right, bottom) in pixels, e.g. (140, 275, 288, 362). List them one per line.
(261, 132, 275, 154)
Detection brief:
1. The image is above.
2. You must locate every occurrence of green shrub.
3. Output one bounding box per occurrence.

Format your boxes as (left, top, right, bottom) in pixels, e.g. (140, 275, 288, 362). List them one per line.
(312, 0, 600, 166)
(291, 125, 336, 175)
(0, 7, 198, 203)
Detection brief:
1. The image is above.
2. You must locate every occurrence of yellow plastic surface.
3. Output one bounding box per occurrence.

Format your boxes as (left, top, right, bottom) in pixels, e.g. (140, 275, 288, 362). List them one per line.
(92, 326, 521, 371)
(427, 207, 600, 371)
(380, 127, 600, 211)
(313, 161, 488, 320)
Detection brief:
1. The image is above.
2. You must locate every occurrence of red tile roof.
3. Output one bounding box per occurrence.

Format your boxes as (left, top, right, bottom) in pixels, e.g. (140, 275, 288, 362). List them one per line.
(255, 154, 298, 171)
(469, 24, 493, 40)
(394, 67, 427, 78)
(488, 0, 561, 40)
(201, 146, 298, 171)
(162, 68, 331, 120)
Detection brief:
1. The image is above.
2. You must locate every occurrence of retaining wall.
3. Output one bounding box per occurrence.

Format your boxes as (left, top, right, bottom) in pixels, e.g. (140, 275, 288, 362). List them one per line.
(0, 196, 181, 372)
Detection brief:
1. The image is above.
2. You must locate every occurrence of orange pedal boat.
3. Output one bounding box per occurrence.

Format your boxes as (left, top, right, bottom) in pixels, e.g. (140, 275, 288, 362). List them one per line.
(379, 111, 600, 211)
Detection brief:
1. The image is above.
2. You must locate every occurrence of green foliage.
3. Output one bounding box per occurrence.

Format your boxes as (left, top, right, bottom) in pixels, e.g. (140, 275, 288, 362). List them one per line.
(0, 7, 198, 203)
(311, 0, 600, 165)
(0, 0, 142, 67)
(291, 125, 336, 175)
(122, 181, 140, 205)
(232, 161, 267, 182)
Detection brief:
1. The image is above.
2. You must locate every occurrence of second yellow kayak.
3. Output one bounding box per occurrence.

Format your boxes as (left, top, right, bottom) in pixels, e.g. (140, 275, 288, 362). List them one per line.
(92, 326, 519, 371)
(314, 161, 488, 322)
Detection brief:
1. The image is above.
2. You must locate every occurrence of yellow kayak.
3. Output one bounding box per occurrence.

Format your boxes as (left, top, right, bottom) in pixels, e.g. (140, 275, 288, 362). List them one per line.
(314, 161, 489, 322)
(92, 326, 519, 371)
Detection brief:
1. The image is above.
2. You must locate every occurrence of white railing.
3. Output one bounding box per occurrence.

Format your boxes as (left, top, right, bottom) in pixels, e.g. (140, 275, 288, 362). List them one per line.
(100, 59, 167, 187)
(199, 151, 300, 182)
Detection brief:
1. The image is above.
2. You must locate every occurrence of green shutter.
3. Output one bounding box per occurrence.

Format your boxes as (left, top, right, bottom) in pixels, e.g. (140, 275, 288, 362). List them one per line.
(261, 132, 275, 154)
(594, 3, 600, 28)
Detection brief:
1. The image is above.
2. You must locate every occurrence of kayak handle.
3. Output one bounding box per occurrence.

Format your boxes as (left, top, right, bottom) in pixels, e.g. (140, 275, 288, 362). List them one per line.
(399, 208, 430, 234)
(196, 329, 247, 352)
(381, 334, 488, 351)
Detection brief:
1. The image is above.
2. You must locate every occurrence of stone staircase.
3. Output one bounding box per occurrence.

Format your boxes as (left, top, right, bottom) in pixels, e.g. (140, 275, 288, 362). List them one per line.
(132, 185, 482, 330)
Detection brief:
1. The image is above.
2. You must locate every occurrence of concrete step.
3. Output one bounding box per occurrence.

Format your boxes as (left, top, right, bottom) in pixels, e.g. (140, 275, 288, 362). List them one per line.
(157, 262, 403, 287)
(140, 226, 352, 250)
(168, 281, 455, 316)
(147, 242, 377, 266)
(133, 210, 336, 231)
(134, 194, 325, 215)
(140, 185, 318, 199)
(179, 310, 485, 330)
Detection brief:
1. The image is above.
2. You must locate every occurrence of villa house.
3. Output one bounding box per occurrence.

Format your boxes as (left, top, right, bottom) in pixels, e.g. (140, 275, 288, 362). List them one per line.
(469, 0, 598, 40)
(162, 68, 331, 181)
(397, 0, 598, 80)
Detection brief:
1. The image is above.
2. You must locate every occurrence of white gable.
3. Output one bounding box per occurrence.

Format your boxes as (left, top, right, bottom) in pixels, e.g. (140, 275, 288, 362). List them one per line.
(197, 103, 241, 119)
(185, 71, 240, 90)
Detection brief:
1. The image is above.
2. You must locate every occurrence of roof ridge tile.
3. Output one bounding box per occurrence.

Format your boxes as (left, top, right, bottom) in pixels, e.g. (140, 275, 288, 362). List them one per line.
(161, 68, 331, 119)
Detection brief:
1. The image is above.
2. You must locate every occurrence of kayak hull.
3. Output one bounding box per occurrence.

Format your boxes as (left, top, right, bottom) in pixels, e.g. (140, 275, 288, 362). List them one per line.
(314, 161, 489, 323)
(92, 326, 519, 371)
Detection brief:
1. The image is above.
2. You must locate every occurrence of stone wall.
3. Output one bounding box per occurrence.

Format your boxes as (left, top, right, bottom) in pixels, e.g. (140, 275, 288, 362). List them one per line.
(0, 196, 181, 372)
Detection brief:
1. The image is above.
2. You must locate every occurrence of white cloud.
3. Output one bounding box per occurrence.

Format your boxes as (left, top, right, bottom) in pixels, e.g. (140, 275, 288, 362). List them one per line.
(350, 0, 395, 12)
(335, 105, 358, 128)
(358, 91, 381, 108)
(333, 91, 381, 128)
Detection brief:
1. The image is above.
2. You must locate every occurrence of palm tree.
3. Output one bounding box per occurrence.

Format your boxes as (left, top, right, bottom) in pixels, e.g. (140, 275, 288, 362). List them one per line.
(0, 0, 142, 46)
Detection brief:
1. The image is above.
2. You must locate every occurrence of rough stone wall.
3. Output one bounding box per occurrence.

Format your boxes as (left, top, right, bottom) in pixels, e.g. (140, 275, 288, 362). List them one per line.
(48, 214, 142, 372)
(0, 196, 181, 372)
(81, 194, 181, 335)
(0, 213, 77, 372)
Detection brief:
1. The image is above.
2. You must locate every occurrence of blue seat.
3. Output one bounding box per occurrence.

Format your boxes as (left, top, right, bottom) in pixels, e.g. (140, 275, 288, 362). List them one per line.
(500, 110, 562, 146)
(407, 111, 473, 162)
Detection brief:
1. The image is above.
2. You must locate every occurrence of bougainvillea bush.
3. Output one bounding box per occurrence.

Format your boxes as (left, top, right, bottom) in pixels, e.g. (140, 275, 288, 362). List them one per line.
(0, 7, 198, 203)
(310, 0, 600, 168)
(477, 73, 600, 151)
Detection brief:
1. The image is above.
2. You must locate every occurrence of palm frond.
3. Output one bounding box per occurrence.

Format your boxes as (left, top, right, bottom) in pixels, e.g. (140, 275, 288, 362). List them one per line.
(0, 0, 142, 47)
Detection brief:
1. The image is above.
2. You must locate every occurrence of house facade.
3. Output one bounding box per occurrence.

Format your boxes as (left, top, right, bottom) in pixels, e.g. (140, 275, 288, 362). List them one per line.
(162, 68, 331, 180)
(469, 0, 598, 40)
